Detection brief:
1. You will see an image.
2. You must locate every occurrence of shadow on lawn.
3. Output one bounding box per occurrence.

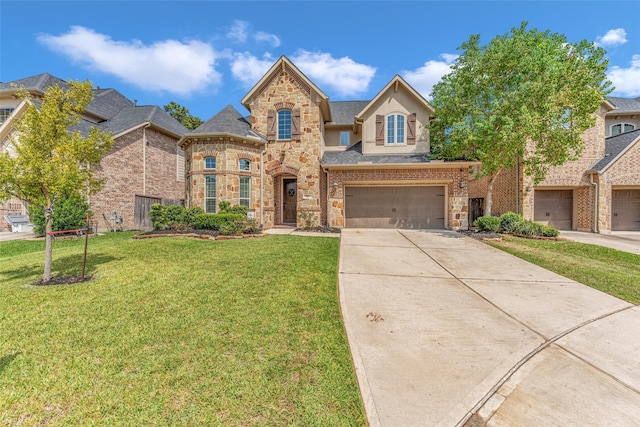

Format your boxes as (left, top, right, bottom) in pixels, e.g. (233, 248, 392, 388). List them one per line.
(0, 352, 21, 374)
(0, 252, 121, 285)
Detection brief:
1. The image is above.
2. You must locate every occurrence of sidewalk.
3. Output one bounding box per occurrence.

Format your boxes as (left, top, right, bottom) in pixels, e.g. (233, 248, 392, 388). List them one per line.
(560, 230, 640, 255)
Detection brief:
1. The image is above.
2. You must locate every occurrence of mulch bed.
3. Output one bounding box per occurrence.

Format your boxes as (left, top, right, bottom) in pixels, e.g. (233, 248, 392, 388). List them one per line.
(295, 226, 341, 234)
(33, 275, 93, 286)
(458, 229, 502, 241)
(133, 229, 266, 240)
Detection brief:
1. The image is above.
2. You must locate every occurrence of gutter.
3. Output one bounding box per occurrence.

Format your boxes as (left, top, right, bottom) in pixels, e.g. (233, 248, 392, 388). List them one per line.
(260, 144, 267, 228)
(590, 173, 599, 233)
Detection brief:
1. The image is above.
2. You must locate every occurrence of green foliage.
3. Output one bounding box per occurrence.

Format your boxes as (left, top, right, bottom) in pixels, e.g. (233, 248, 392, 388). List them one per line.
(148, 204, 189, 230)
(429, 22, 612, 212)
(499, 212, 523, 233)
(219, 201, 249, 215)
(218, 219, 246, 236)
(164, 204, 185, 225)
(28, 196, 90, 236)
(148, 203, 166, 230)
(192, 213, 245, 230)
(242, 218, 262, 234)
(163, 101, 204, 130)
(183, 206, 205, 227)
(474, 215, 501, 232)
(494, 212, 559, 237)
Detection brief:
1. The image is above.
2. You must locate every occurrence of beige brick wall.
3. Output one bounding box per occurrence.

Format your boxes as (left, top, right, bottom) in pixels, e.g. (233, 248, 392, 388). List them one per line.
(92, 127, 183, 230)
(327, 167, 470, 229)
(248, 70, 324, 228)
(468, 166, 519, 216)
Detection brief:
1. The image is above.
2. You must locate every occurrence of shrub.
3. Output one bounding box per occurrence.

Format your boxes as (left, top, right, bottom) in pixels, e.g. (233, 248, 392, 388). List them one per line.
(499, 212, 523, 233)
(474, 215, 501, 232)
(149, 204, 167, 230)
(192, 213, 245, 230)
(183, 206, 205, 227)
(218, 219, 246, 236)
(541, 225, 560, 237)
(243, 218, 262, 234)
(29, 196, 90, 236)
(164, 205, 186, 224)
(219, 201, 249, 215)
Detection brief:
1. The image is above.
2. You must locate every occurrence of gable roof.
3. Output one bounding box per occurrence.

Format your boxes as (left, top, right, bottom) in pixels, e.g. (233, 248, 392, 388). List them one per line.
(0, 73, 67, 94)
(607, 96, 640, 114)
(590, 128, 640, 173)
(355, 75, 434, 120)
(102, 105, 188, 138)
(328, 101, 370, 125)
(178, 104, 265, 147)
(241, 56, 332, 122)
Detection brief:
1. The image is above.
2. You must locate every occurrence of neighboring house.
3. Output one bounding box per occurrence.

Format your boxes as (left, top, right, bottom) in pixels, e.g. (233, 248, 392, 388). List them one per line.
(179, 56, 476, 230)
(468, 96, 640, 232)
(0, 73, 187, 231)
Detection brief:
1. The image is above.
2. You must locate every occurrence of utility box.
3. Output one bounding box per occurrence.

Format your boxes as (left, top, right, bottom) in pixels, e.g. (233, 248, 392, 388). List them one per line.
(4, 215, 33, 233)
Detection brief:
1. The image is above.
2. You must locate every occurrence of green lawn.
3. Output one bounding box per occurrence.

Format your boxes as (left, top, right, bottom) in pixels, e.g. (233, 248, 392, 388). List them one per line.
(0, 233, 366, 426)
(487, 235, 640, 304)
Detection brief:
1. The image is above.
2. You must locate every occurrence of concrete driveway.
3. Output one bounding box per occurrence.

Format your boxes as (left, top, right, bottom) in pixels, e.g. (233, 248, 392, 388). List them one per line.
(560, 230, 640, 255)
(339, 229, 640, 427)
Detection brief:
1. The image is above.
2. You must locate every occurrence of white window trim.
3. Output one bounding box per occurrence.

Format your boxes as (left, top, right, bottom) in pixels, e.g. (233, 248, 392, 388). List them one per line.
(610, 123, 636, 136)
(239, 176, 251, 208)
(239, 159, 251, 171)
(385, 113, 407, 145)
(278, 109, 292, 140)
(205, 175, 216, 213)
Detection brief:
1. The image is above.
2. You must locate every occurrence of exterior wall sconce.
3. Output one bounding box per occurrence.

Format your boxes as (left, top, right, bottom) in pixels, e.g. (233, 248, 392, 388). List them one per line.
(459, 179, 467, 188)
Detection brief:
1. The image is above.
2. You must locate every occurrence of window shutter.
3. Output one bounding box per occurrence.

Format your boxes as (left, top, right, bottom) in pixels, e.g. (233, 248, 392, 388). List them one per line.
(407, 113, 416, 145)
(375, 115, 384, 145)
(267, 109, 276, 140)
(292, 108, 301, 140)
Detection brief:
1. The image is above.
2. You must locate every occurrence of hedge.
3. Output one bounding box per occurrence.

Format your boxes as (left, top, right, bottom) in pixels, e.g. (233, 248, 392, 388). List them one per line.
(192, 213, 245, 230)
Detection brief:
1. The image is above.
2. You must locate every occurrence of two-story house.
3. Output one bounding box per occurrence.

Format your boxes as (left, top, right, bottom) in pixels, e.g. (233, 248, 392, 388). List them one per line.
(179, 56, 476, 230)
(0, 73, 187, 231)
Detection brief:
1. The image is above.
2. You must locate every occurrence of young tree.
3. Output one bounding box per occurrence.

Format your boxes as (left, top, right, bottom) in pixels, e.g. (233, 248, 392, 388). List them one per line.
(428, 22, 612, 215)
(163, 101, 204, 130)
(0, 80, 112, 282)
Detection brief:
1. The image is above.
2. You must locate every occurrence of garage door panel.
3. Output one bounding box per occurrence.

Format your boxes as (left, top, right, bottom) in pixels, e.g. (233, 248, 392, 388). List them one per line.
(534, 190, 573, 230)
(613, 189, 640, 231)
(345, 186, 445, 229)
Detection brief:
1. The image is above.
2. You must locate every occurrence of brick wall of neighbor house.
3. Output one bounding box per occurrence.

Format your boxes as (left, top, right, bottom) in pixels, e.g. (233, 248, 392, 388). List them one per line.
(327, 167, 469, 229)
(597, 139, 640, 232)
(92, 127, 183, 230)
(248, 69, 324, 228)
(0, 200, 25, 231)
(468, 166, 519, 216)
(185, 139, 262, 215)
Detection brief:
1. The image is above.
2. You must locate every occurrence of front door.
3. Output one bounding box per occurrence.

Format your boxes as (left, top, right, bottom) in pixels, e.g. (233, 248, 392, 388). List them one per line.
(283, 179, 297, 224)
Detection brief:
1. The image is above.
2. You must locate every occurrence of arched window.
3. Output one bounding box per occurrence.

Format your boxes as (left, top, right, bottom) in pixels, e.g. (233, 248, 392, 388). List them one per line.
(205, 157, 216, 169)
(386, 114, 406, 144)
(611, 123, 635, 136)
(239, 159, 250, 171)
(278, 109, 292, 140)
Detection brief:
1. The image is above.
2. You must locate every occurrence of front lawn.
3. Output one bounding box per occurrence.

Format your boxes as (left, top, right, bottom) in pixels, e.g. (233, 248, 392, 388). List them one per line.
(0, 233, 365, 426)
(487, 235, 640, 304)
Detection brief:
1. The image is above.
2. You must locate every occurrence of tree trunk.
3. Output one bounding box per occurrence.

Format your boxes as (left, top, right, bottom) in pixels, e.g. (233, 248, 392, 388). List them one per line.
(44, 207, 53, 282)
(485, 168, 503, 217)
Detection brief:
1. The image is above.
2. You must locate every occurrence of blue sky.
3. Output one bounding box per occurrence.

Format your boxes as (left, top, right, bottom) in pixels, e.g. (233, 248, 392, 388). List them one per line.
(2, 1, 639, 121)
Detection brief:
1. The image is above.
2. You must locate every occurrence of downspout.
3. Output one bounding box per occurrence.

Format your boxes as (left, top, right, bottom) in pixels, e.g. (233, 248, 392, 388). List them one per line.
(260, 144, 267, 228)
(322, 166, 330, 228)
(142, 123, 151, 195)
(590, 173, 599, 233)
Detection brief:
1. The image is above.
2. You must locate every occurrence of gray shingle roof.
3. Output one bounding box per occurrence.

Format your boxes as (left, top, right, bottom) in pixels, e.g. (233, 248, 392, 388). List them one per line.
(0, 73, 67, 93)
(590, 128, 640, 172)
(85, 88, 134, 120)
(100, 105, 188, 136)
(328, 101, 370, 125)
(321, 142, 432, 166)
(607, 96, 640, 112)
(192, 104, 265, 140)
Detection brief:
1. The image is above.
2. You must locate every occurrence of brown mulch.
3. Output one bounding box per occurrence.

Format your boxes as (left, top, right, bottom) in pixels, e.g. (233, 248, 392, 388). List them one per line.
(295, 226, 341, 234)
(136, 229, 220, 237)
(33, 275, 93, 286)
(458, 229, 502, 241)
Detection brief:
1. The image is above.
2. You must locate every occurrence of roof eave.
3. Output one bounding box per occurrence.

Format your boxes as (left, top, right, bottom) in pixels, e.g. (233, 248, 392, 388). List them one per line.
(355, 75, 435, 120)
(178, 132, 266, 148)
(321, 160, 480, 170)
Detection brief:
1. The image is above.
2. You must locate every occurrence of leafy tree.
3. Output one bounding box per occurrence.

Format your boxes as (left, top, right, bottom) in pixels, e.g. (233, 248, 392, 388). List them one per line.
(163, 101, 204, 130)
(428, 22, 612, 215)
(0, 80, 112, 282)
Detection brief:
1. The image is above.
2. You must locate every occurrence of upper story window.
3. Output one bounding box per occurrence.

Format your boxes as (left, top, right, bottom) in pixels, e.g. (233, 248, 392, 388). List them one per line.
(0, 108, 15, 125)
(205, 157, 216, 169)
(386, 114, 406, 144)
(278, 109, 292, 140)
(340, 131, 350, 146)
(611, 123, 635, 136)
(239, 159, 250, 171)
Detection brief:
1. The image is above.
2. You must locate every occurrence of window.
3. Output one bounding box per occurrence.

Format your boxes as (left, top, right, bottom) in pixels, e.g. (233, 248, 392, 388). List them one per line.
(611, 123, 636, 136)
(340, 131, 350, 146)
(239, 176, 250, 208)
(278, 109, 292, 140)
(205, 175, 216, 213)
(239, 159, 250, 171)
(205, 157, 216, 169)
(386, 114, 405, 144)
(0, 108, 14, 125)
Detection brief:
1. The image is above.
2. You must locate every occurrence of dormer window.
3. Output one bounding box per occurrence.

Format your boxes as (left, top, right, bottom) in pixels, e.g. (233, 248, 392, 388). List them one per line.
(278, 110, 292, 140)
(387, 114, 406, 144)
(611, 123, 635, 136)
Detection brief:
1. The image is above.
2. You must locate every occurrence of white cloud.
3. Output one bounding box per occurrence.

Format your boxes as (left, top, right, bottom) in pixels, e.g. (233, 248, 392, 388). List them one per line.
(38, 26, 220, 96)
(608, 54, 640, 97)
(596, 28, 627, 47)
(254, 31, 280, 47)
(227, 20, 249, 43)
(230, 52, 275, 88)
(290, 50, 376, 97)
(402, 54, 457, 98)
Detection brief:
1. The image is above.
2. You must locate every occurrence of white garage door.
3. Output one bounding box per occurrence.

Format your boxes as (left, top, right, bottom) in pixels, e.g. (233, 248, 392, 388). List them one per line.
(344, 186, 445, 229)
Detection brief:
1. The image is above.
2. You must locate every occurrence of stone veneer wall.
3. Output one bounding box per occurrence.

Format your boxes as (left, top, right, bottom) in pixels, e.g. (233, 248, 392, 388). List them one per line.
(247, 69, 325, 228)
(327, 167, 470, 229)
(92, 127, 183, 230)
(185, 139, 262, 216)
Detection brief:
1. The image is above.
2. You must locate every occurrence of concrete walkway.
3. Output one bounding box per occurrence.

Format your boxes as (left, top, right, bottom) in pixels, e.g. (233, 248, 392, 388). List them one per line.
(560, 230, 640, 255)
(339, 229, 640, 426)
